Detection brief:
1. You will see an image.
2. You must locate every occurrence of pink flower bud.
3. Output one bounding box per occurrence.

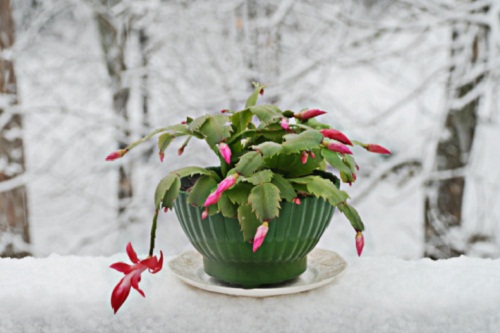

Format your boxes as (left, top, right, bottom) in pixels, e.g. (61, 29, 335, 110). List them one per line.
(220, 109, 228, 113)
(259, 88, 264, 96)
(320, 129, 352, 146)
(326, 142, 352, 155)
(355, 231, 364, 256)
(216, 174, 239, 194)
(202, 208, 209, 220)
(163, 207, 168, 213)
(159, 151, 165, 162)
(366, 144, 391, 155)
(218, 142, 232, 164)
(309, 151, 316, 159)
(204, 191, 222, 207)
(292, 197, 301, 205)
(253, 222, 269, 252)
(295, 109, 327, 121)
(301, 151, 308, 164)
(280, 118, 290, 131)
(181, 120, 187, 125)
(105, 149, 127, 161)
(178, 146, 185, 156)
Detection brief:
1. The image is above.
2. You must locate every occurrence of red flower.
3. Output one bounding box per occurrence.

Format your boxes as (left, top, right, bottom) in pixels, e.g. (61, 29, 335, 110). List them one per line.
(110, 242, 163, 314)
(326, 142, 352, 155)
(253, 222, 269, 252)
(355, 231, 364, 256)
(366, 144, 391, 155)
(320, 129, 353, 146)
(218, 142, 232, 164)
(105, 149, 127, 161)
(295, 109, 326, 121)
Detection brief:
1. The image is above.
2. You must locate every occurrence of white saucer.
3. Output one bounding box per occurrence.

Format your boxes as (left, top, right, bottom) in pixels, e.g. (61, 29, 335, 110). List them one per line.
(168, 248, 347, 297)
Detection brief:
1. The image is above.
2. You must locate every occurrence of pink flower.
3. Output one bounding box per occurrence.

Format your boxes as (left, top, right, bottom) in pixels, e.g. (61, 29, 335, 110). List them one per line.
(292, 197, 301, 205)
(280, 118, 290, 131)
(202, 208, 209, 220)
(110, 242, 163, 314)
(301, 151, 308, 164)
(355, 231, 364, 256)
(204, 191, 222, 207)
(326, 141, 352, 155)
(252, 222, 269, 252)
(105, 149, 127, 161)
(295, 109, 327, 121)
(320, 129, 352, 146)
(216, 174, 238, 194)
(366, 144, 391, 155)
(218, 142, 232, 164)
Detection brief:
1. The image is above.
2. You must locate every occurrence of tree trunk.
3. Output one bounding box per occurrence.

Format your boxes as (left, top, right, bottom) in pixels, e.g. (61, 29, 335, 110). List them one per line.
(96, 8, 133, 228)
(424, 15, 488, 259)
(0, 0, 31, 257)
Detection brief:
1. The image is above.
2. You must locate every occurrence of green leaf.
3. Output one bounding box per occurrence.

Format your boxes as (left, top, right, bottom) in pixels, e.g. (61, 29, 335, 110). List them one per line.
(188, 115, 210, 133)
(170, 166, 217, 180)
(248, 183, 281, 221)
(162, 176, 181, 209)
(235, 151, 263, 177)
(199, 115, 233, 146)
(237, 204, 262, 242)
(158, 133, 174, 155)
(282, 130, 323, 154)
(245, 170, 274, 185)
(321, 149, 352, 175)
(343, 155, 358, 173)
(154, 174, 180, 209)
(253, 142, 283, 158)
(301, 118, 331, 129)
(225, 182, 253, 205)
(245, 83, 265, 108)
(187, 175, 218, 207)
(248, 105, 282, 125)
(289, 176, 348, 206)
(218, 192, 238, 218)
(271, 174, 296, 202)
(167, 124, 191, 135)
(263, 149, 322, 178)
(230, 110, 253, 134)
(338, 203, 365, 231)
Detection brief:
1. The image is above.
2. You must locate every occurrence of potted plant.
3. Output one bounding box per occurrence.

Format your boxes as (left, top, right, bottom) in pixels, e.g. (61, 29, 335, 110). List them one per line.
(106, 83, 390, 313)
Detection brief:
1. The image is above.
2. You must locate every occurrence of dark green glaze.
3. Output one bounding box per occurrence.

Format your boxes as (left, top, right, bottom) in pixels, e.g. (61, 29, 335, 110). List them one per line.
(174, 192, 336, 288)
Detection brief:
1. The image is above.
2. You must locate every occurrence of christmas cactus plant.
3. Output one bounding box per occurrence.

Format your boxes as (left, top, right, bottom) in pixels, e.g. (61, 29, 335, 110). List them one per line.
(106, 83, 390, 313)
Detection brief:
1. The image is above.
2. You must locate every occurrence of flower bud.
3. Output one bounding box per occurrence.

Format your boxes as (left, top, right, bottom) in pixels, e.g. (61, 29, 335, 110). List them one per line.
(295, 109, 327, 121)
(216, 174, 239, 194)
(355, 231, 364, 256)
(159, 151, 165, 162)
(218, 142, 232, 164)
(280, 118, 290, 131)
(326, 142, 352, 155)
(252, 222, 269, 252)
(204, 191, 222, 207)
(319, 129, 352, 146)
(105, 149, 127, 161)
(301, 151, 308, 164)
(202, 208, 209, 220)
(292, 197, 301, 205)
(366, 144, 391, 155)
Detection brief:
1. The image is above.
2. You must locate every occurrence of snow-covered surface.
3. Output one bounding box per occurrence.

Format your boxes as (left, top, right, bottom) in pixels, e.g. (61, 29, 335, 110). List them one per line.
(1, 252, 499, 333)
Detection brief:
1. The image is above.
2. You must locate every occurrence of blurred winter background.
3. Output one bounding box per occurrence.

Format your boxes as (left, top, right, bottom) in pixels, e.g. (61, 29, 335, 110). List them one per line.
(1, 0, 499, 260)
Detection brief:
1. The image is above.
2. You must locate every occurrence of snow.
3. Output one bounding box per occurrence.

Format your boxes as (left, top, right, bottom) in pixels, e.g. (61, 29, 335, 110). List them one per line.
(1, 252, 499, 333)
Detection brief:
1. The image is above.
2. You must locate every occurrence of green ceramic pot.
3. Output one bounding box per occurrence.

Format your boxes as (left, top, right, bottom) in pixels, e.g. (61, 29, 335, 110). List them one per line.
(173, 178, 338, 288)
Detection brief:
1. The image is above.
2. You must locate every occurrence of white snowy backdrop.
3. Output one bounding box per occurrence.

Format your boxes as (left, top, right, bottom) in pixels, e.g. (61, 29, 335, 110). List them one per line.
(2, 0, 500, 259)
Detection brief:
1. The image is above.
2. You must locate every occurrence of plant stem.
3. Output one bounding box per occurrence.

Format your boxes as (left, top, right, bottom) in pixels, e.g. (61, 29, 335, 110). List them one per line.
(148, 209, 159, 257)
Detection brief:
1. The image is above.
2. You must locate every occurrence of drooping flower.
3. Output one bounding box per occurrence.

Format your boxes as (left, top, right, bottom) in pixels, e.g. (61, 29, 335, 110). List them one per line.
(325, 141, 353, 155)
(294, 109, 327, 121)
(105, 149, 127, 161)
(355, 231, 364, 256)
(252, 222, 269, 252)
(280, 118, 290, 131)
(110, 242, 163, 314)
(218, 142, 232, 164)
(320, 129, 353, 146)
(301, 151, 308, 164)
(366, 144, 391, 155)
(216, 174, 239, 194)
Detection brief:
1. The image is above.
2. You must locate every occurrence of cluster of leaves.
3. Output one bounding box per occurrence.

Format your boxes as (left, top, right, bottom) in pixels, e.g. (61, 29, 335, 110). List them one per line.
(139, 83, 365, 245)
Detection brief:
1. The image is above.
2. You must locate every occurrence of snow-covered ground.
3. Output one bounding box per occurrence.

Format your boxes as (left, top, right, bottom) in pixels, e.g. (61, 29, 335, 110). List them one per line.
(1, 252, 499, 332)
